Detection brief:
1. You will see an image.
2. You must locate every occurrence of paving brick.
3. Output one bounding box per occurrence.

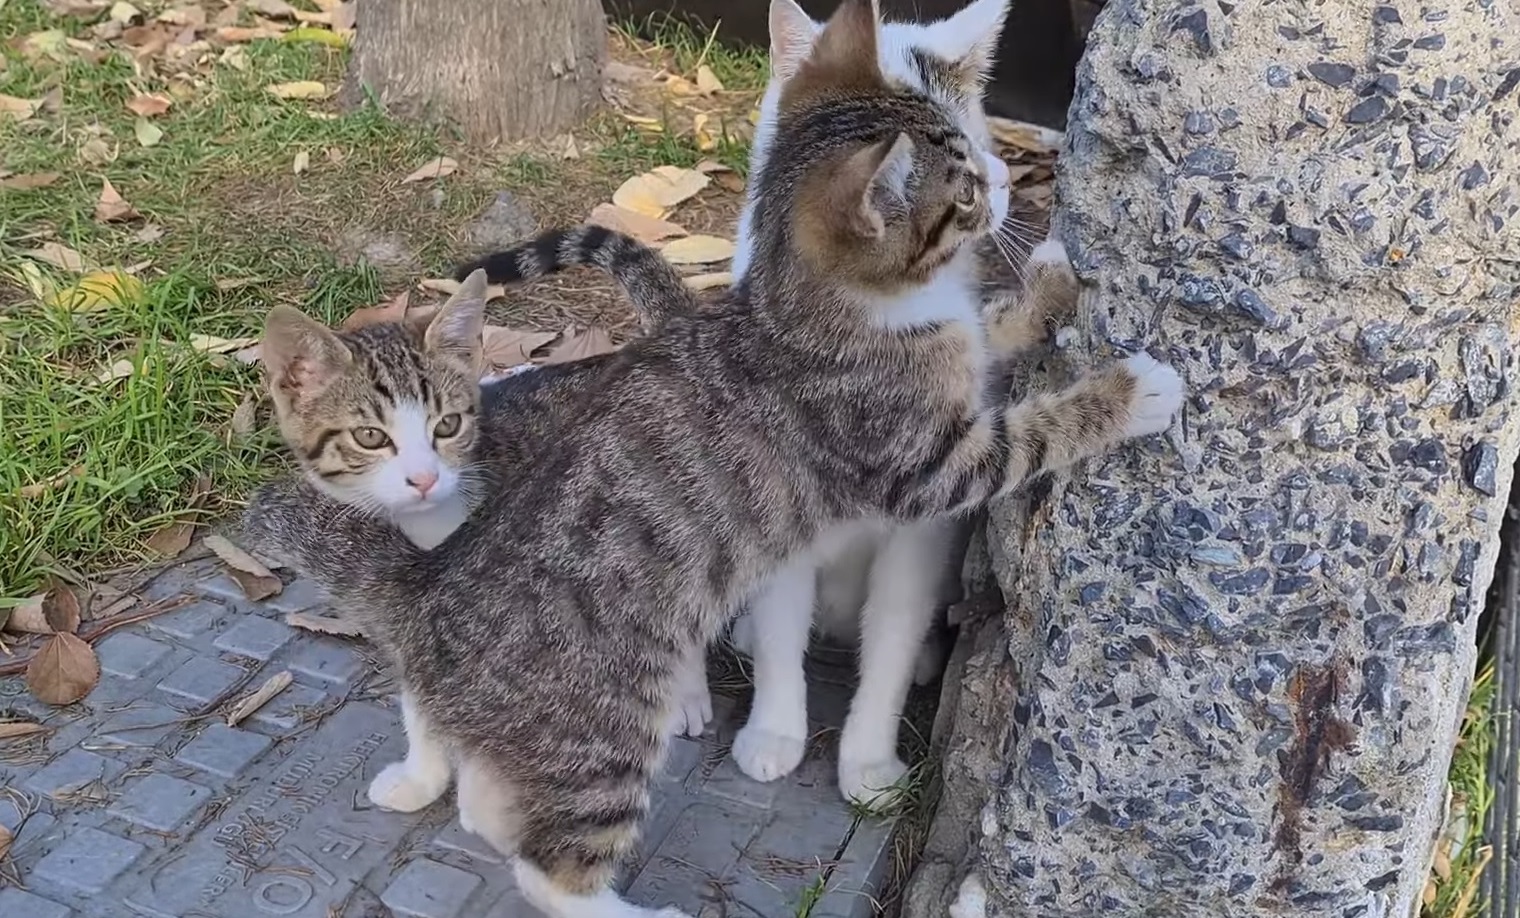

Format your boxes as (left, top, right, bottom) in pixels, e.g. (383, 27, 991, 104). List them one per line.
(0, 888, 73, 918)
(431, 820, 506, 865)
(193, 571, 257, 603)
(95, 633, 174, 680)
(23, 748, 126, 799)
(93, 701, 184, 749)
(380, 858, 484, 917)
(32, 827, 145, 894)
(263, 578, 328, 613)
(622, 802, 766, 911)
(156, 657, 246, 707)
(108, 773, 212, 832)
(144, 599, 227, 640)
(812, 817, 895, 918)
(285, 637, 366, 687)
(212, 615, 296, 660)
(174, 724, 273, 778)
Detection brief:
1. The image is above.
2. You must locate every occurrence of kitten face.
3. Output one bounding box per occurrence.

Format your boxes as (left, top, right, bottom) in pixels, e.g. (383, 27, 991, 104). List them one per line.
(261, 277, 488, 517)
(778, 0, 1009, 290)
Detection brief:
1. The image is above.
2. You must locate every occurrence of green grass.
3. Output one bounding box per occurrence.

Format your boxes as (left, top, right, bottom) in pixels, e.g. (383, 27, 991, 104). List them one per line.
(1426, 661, 1497, 918)
(615, 11, 771, 93)
(0, 0, 762, 602)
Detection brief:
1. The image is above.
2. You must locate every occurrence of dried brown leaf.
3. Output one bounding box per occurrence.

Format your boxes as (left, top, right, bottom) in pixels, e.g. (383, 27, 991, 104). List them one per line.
(330, 0, 356, 31)
(143, 519, 195, 558)
(0, 93, 39, 121)
(17, 465, 84, 499)
(5, 594, 52, 634)
(400, 156, 457, 183)
(244, 0, 297, 18)
(0, 721, 51, 741)
(230, 392, 258, 440)
(44, 579, 81, 633)
(94, 178, 140, 223)
(0, 171, 60, 190)
(586, 203, 687, 244)
(285, 611, 365, 637)
(125, 92, 171, 117)
(339, 290, 409, 330)
(225, 670, 291, 726)
(26, 632, 100, 705)
(418, 277, 507, 302)
(204, 533, 274, 578)
(539, 326, 617, 365)
(483, 326, 558, 369)
(26, 241, 87, 273)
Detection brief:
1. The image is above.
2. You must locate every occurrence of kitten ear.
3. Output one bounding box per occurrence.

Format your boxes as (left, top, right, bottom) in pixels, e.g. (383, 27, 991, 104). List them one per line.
(425, 268, 487, 370)
(802, 0, 881, 88)
(769, 0, 821, 83)
(931, 0, 1011, 84)
(262, 306, 352, 407)
(846, 133, 915, 238)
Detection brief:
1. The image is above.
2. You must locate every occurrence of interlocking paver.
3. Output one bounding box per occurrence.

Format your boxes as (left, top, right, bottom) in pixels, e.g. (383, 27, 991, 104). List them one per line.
(174, 723, 273, 778)
(32, 826, 144, 894)
(156, 656, 246, 707)
(0, 887, 73, 918)
(212, 614, 296, 660)
(380, 858, 485, 917)
(8, 574, 904, 918)
(95, 632, 173, 679)
(108, 772, 212, 831)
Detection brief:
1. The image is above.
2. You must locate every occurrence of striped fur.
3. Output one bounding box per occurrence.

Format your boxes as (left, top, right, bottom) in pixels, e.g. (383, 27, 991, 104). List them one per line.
(237, 2, 1182, 914)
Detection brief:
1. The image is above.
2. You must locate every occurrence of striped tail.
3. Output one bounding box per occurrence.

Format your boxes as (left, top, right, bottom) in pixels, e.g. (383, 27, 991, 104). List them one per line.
(454, 225, 699, 330)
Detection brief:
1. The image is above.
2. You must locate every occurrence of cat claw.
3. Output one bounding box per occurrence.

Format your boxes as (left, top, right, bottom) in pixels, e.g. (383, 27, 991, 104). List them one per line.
(368, 761, 449, 812)
(838, 755, 909, 808)
(1120, 353, 1184, 439)
(732, 725, 806, 782)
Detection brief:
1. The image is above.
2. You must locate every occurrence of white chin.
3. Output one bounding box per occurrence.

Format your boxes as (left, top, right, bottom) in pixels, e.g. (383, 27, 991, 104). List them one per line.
(988, 187, 1011, 231)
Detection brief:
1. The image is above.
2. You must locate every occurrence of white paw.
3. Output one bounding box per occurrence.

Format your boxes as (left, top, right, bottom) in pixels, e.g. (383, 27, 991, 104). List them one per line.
(368, 761, 448, 812)
(727, 613, 757, 655)
(1120, 352, 1184, 438)
(669, 681, 714, 738)
(1029, 236, 1069, 267)
(838, 756, 909, 807)
(948, 872, 988, 918)
(731, 725, 806, 783)
(458, 800, 480, 836)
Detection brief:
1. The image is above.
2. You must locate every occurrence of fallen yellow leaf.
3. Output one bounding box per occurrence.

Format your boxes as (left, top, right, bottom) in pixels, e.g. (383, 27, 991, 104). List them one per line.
(401, 156, 458, 183)
(292, 150, 309, 174)
(17, 465, 86, 500)
(586, 203, 687, 244)
(611, 165, 709, 219)
(189, 333, 261, 354)
(45, 270, 145, 311)
(108, 0, 141, 23)
(661, 234, 735, 265)
(418, 277, 507, 301)
(282, 26, 346, 47)
(266, 80, 327, 100)
(97, 357, 141, 383)
(684, 271, 733, 291)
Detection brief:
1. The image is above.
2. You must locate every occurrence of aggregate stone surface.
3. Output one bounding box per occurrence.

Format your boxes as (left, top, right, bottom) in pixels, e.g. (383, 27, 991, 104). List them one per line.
(0, 559, 894, 918)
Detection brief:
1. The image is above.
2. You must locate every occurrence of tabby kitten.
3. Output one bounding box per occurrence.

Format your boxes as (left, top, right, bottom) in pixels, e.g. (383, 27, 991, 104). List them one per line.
(239, 4, 1181, 917)
(260, 234, 710, 817)
(725, 0, 1037, 802)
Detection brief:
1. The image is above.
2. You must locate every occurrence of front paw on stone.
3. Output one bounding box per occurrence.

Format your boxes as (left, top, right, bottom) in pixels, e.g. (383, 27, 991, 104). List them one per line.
(731, 724, 806, 782)
(838, 756, 909, 809)
(669, 682, 714, 738)
(367, 761, 448, 812)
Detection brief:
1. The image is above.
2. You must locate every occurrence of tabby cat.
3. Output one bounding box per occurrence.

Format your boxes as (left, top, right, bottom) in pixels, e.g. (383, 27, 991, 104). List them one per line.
(239, 4, 1182, 916)
(260, 231, 710, 816)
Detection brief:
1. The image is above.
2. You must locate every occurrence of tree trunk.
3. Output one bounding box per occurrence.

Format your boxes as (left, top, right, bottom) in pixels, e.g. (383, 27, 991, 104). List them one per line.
(347, 0, 606, 143)
(975, 0, 1520, 916)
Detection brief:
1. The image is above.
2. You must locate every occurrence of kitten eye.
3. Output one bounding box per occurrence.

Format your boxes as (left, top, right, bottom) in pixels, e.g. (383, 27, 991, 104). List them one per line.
(434, 413, 462, 438)
(352, 426, 391, 449)
(955, 181, 977, 208)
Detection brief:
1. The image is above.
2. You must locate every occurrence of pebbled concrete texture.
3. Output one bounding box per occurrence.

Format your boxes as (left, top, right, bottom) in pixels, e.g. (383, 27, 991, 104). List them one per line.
(977, 0, 1520, 915)
(0, 558, 894, 918)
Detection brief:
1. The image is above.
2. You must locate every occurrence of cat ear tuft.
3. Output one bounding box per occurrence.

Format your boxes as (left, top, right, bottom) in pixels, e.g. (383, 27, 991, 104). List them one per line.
(769, 0, 821, 83)
(845, 133, 916, 239)
(261, 306, 352, 407)
(425, 268, 487, 370)
(931, 0, 1011, 85)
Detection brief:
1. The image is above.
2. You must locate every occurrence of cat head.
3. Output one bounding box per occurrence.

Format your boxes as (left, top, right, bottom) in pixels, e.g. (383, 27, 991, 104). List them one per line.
(767, 0, 1011, 290)
(260, 271, 489, 518)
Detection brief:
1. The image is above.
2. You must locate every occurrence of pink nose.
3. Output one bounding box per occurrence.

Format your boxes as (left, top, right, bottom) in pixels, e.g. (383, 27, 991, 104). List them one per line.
(407, 471, 438, 497)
